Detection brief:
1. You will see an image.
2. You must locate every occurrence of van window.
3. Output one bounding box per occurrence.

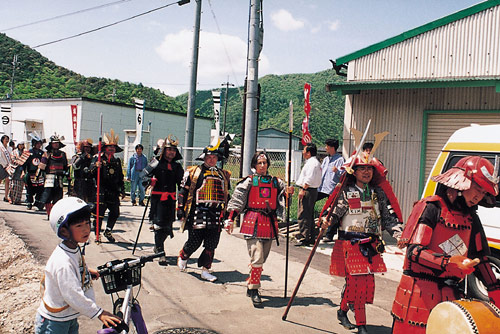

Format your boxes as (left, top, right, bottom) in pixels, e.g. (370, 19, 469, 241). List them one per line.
(436, 153, 500, 207)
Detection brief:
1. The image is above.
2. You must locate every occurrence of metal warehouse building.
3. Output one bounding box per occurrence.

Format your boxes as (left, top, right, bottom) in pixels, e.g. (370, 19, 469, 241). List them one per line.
(327, 0, 500, 218)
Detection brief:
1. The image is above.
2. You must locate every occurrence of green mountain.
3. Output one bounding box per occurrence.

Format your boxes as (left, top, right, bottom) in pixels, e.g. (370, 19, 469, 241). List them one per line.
(176, 71, 346, 145)
(1, 33, 346, 145)
(0, 33, 184, 112)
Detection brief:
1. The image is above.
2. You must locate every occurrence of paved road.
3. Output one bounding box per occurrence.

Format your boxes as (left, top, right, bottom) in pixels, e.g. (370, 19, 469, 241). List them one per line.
(2, 192, 403, 334)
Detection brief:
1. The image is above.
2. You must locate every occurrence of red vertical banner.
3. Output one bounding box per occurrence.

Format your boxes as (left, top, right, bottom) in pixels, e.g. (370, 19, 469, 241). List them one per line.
(71, 105, 78, 145)
(301, 83, 312, 145)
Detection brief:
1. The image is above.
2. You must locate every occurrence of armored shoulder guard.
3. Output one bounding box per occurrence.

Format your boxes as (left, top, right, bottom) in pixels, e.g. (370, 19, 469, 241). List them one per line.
(140, 157, 159, 178)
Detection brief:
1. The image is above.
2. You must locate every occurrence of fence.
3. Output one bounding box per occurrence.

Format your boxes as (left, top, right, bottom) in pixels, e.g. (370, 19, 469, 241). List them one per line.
(180, 147, 302, 189)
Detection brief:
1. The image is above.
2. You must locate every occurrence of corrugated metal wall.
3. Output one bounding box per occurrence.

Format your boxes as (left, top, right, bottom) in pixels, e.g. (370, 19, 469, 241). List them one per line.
(348, 5, 500, 81)
(425, 113, 500, 180)
(342, 86, 500, 220)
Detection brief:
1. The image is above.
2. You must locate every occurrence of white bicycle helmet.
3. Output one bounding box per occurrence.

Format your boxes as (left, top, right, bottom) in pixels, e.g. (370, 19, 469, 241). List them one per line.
(50, 197, 91, 240)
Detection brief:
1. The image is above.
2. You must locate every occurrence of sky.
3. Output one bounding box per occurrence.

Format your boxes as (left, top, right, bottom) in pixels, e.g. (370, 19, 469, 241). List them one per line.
(1, 0, 484, 97)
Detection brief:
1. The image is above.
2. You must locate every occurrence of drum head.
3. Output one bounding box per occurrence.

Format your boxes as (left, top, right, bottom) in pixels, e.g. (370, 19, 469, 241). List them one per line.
(427, 300, 500, 334)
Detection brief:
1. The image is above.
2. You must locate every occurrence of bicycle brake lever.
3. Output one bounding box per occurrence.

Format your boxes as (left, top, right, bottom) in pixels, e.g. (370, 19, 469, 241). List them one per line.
(113, 321, 129, 333)
(97, 321, 129, 334)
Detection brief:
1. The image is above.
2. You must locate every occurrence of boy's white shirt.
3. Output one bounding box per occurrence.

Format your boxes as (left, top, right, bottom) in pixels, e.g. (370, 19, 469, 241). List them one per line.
(37, 243, 103, 321)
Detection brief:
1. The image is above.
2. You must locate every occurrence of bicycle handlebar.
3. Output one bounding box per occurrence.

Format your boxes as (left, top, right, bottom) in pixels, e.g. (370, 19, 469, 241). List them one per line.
(98, 252, 165, 275)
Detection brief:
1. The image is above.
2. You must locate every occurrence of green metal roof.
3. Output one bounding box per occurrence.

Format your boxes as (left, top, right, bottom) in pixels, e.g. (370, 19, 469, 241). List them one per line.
(336, 0, 500, 65)
(325, 77, 500, 95)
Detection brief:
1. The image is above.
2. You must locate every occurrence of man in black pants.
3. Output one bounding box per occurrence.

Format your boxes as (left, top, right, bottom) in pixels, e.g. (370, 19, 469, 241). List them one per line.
(295, 143, 321, 246)
(176, 140, 231, 281)
(90, 130, 125, 243)
(24, 135, 45, 210)
(37, 134, 69, 218)
(142, 135, 184, 266)
(71, 139, 96, 203)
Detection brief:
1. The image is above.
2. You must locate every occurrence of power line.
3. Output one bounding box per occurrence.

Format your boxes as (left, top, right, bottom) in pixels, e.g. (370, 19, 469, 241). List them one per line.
(1, 0, 133, 32)
(207, 0, 244, 103)
(32, 0, 190, 49)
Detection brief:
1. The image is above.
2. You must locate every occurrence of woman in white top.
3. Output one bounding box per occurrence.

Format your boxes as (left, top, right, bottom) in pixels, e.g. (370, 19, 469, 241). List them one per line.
(0, 135, 11, 202)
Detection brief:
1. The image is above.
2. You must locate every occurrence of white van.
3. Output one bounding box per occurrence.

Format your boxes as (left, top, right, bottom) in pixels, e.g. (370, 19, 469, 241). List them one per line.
(422, 124, 500, 299)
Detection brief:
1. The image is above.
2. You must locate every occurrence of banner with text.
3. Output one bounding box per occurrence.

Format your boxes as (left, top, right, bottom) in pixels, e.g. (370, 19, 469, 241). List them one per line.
(134, 98, 144, 145)
(301, 83, 312, 145)
(212, 90, 221, 135)
(71, 105, 78, 145)
(1, 104, 12, 137)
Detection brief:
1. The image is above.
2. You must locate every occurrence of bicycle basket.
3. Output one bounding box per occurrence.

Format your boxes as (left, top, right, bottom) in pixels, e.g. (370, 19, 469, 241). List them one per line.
(98, 259, 142, 294)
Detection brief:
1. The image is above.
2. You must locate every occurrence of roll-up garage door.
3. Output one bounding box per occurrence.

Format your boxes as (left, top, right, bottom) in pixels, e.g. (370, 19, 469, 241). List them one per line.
(424, 113, 500, 181)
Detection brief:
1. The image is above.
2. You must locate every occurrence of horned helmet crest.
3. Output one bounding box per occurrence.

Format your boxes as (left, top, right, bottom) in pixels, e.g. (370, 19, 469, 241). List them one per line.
(102, 129, 123, 152)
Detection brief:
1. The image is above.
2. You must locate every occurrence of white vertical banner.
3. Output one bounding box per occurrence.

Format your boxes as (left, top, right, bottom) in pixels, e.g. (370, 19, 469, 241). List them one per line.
(1, 104, 12, 137)
(134, 98, 144, 145)
(212, 90, 221, 135)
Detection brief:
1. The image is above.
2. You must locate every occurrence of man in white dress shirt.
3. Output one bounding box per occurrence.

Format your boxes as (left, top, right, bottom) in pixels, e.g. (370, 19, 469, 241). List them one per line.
(295, 143, 322, 246)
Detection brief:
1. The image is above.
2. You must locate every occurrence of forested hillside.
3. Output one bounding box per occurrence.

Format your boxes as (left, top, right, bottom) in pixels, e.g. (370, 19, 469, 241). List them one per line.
(0, 33, 184, 112)
(176, 70, 346, 145)
(1, 33, 346, 145)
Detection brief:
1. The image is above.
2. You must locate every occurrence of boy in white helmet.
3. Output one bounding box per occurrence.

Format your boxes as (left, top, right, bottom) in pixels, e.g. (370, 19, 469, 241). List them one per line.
(35, 197, 121, 334)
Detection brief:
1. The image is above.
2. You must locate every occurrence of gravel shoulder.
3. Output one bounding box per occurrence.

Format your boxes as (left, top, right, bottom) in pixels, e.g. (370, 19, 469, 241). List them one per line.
(0, 218, 43, 333)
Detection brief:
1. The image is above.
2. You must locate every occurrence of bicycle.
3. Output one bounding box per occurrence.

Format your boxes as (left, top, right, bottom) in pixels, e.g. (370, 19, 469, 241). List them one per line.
(96, 252, 165, 334)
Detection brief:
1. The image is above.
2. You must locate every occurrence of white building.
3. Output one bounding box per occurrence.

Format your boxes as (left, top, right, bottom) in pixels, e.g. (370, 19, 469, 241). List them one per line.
(0, 97, 211, 163)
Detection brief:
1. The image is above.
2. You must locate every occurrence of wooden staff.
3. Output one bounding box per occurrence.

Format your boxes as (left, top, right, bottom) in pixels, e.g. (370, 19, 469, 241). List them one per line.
(95, 113, 103, 243)
(132, 178, 156, 255)
(282, 119, 371, 320)
(284, 100, 293, 298)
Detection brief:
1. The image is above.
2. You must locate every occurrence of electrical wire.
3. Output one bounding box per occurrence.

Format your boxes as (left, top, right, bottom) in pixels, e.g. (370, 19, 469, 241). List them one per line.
(32, 0, 184, 49)
(1, 0, 133, 32)
(206, 0, 243, 102)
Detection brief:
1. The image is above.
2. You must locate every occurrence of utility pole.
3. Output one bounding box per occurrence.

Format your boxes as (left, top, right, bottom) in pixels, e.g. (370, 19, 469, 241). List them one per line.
(241, 0, 263, 177)
(221, 80, 234, 136)
(106, 87, 116, 102)
(9, 54, 19, 99)
(183, 0, 202, 168)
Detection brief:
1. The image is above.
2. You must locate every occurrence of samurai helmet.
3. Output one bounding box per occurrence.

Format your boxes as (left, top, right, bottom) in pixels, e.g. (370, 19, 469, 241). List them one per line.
(432, 156, 499, 203)
(102, 129, 123, 152)
(158, 134, 182, 161)
(342, 151, 388, 186)
(29, 131, 44, 147)
(197, 134, 233, 161)
(45, 133, 66, 151)
(164, 134, 179, 148)
(77, 139, 96, 154)
(81, 139, 93, 147)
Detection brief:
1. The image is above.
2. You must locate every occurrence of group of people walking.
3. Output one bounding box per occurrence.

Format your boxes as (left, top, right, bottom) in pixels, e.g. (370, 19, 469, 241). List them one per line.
(281, 137, 500, 334)
(4, 128, 498, 334)
(0, 130, 127, 243)
(1, 133, 68, 211)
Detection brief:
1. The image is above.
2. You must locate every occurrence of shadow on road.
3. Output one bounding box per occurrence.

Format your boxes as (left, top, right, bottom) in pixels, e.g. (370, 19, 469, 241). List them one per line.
(281, 319, 338, 334)
(264, 295, 337, 309)
(365, 324, 392, 333)
(281, 320, 391, 334)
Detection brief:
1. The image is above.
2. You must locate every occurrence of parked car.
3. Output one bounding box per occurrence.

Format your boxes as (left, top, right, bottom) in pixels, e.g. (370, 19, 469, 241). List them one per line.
(422, 124, 500, 300)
